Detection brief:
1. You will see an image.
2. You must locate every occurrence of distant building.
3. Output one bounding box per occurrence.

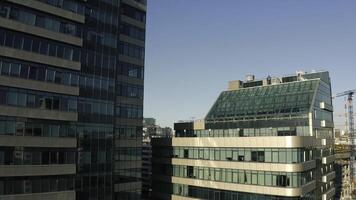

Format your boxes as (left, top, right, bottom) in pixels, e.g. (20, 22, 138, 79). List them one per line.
(152, 71, 335, 200)
(144, 118, 156, 127)
(334, 145, 352, 199)
(143, 118, 173, 138)
(142, 118, 173, 199)
(142, 136, 153, 199)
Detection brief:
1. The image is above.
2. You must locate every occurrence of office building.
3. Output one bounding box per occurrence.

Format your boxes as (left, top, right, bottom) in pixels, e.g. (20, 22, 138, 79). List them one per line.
(142, 136, 152, 199)
(334, 144, 352, 199)
(0, 0, 146, 199)
(142, 118, 173, 199)
(152, 71, 335, 200)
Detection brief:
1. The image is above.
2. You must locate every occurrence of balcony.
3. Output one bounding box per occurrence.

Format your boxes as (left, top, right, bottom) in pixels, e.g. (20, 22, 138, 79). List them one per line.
(320, 102, 333, 112)
(322, 171, 336, 183)
(322, 187, 335, 200)
(320, 120, 333, 128)
(322, 155, 335, 164)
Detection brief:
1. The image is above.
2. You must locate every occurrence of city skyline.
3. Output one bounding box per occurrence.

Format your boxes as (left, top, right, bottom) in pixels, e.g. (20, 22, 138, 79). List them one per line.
(144, 0, 356, 128)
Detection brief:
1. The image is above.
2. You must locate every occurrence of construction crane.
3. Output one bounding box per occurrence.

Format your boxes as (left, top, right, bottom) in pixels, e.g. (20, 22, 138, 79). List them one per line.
(335, 89, 356, 189)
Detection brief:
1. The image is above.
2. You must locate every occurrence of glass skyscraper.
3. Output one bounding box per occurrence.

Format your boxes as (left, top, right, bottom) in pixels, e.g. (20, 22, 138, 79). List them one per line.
(152, 71, 335, 200)
(0, 0, 146, 199)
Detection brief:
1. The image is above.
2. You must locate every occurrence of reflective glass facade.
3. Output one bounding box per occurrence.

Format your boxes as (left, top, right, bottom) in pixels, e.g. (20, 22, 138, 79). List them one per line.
(0, 0, 145, 200)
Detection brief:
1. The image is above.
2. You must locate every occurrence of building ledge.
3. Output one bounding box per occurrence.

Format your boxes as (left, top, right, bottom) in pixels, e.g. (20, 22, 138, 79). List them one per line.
(154, 158, 316, 172)
(0, 105, 78, 121)
(322, 155, 335, 164)
(7, 0, 85, 23)
(0, 75, 79, 96)
(152, 136, 318, 148)
(154, 175, 315, 197)
(322, 171, 336, 183)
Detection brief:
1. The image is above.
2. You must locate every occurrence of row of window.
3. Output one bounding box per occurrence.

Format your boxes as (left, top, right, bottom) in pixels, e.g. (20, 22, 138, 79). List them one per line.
(0, 29, 80, 61)
(116, 126, 142, 140)
(116, 104, 143, 119)
(158, 165, 314, 188)
(0, 57, 119, 99)
(0, 147, 76, 165)
(0, 176, 74, 195)
(163, 183, 316, 200)
(87, 31, 118, 49)
(0, 120, 76, 137)
(153, 147, 314, 164)
(82, 50, 117, 74)
(119, 41, 145, 60)
(0, 86, 77, 112)
(0, 87, 116, 117)
(115, 147, 142, 161)
(78, 151, 111, 165)
(118, 61, 144, 79)
(115, 168, 141, 184)
(117, 82, 143, 99)
(120, 23, 145, 41)
(121, 4, 146, 22)
(0, 58, 79, 86)
(0, 117, 115, 138)
(87, 5, 119, 27)
(77, 99, 114, 117)
(175, 126, 310, 137)
(0, 3, 80, 37)
(36, 0, 85, 15)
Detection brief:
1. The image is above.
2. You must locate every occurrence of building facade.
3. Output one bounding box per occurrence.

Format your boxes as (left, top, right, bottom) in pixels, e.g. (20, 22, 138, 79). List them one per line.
(152, 71, 335, 200)
(0, 0, 146, 199)
(142, 118, 173, 199)
(142, 136, 152, 199)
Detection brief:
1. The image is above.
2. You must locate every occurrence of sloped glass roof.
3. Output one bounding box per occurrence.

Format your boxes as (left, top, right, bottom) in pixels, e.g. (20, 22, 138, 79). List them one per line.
(206, 79, 319, 121)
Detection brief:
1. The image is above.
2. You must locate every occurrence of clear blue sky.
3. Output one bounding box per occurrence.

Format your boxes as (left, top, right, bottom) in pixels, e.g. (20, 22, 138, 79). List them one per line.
(144, 0, 356, 129)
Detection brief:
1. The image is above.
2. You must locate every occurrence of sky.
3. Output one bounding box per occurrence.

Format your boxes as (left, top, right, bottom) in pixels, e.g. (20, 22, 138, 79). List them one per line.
(144, 0, 356, 129)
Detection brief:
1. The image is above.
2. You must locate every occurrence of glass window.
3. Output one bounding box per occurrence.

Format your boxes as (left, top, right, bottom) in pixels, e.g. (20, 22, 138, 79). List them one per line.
(10, 63, 21, 76)
(20, 64, 29, 78)
(7, 91, 17, 105)
(4, 33, 14, 47)
(28, 67, 37, 80)
(286, 149, 292, 163)
(265, 149, 271, 162)
(279, 150, 286, 163)
(13, 34, 23, 49)
(46, 69, 55, 82)
(1, 61, 10, 75)
(31, 39, 40, 53)
(258, 172, 264, 185)
(26, 94, 36, 107)
(245, 172, 251, 184)
(17, 93, 26, 106)
(272, 150, 279, 162)
(40, 43, 49, 55)
(23, 36, 32, 51)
